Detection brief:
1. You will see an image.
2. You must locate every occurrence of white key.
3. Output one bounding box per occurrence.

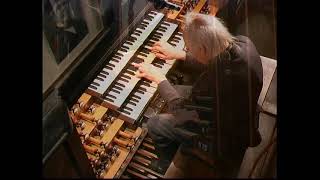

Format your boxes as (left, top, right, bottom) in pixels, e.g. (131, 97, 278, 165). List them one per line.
(153, 62, 173, 75)
(139, 84, 157, 94)
(121, 91, 154, 122)
(104, 74, 140, 109)
(87, 13, 165, 98)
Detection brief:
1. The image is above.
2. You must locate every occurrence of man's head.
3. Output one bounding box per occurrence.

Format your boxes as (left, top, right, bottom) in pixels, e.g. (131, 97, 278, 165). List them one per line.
(183, 13, 234, 64)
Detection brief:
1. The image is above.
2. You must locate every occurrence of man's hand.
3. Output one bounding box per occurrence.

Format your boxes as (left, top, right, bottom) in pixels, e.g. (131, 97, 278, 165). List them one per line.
(151, 41, 186, 61)
(132, 63, 167, 84)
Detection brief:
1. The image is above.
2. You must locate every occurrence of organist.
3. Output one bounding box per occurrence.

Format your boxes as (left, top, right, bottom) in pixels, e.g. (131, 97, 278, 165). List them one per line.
(133, 12, 263, 174)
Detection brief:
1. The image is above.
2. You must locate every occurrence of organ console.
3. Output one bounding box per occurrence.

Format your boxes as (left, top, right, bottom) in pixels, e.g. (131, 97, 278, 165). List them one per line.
(43, 0, 215, 178)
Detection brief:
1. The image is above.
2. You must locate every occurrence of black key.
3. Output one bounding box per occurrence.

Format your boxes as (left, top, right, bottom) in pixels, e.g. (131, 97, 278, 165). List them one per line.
(127, 38, 135, 43)
(152, 34, 162, 39)
(141, 48, 150, 54)
(144, 79, 152, 84)
(128, 65, 138, 71)
(130, 98, 139, 103)
(146, 15, 154, 19)
(122, 45, 130, 50)
(162, 22, 170, 26)
(101, 70, 109, 75)
(126, 41, 133, 45)
(114, 55, 122, 59)
(138, 87, 147, 92)
(149, 11, 157, 15)
(135, 30, 143, 34)
(168, 42, 176, 47)
(111, 89, 120, 94)
(136, 90, 145, 94)
(172, 39, 179, 43)
(130, 36, 138, 41)
(138, 25, 146, 30)
(105, 65, 113, 70)
(142, 20, 149, 25)
(151, 37, 160, 41)
(154, 59, 165, 65)
(124, 106, 133, 111)
(115, 52, 124, 57)
(133, 32, 140, 36)
(138, 52, 148, 57)
(132, 58, 144, 64)
(152, 63, 162, 68)
(111, 58, 119, 63)
(107, 63, 116, 67)
(127, 36, 137, 42)
(141, 81, 150, 87)
(98, 73, 107, 78)
(173, 36, 181, 40)
(92, 82, 100, 86)
(104, 97, 114, 102)
(153, 32, 163, 36)
(89, 85, 97, 90)
(113, 85, 123, 91)
(121, 110, 131, 115)
(121, 74, 132, 80)
(106, 94, 117, 99)
(119, 77, 129, 83)
(119, 47, 127, 52)
(146, 41, 155, 46)
(140, 24, 147, 28)
(157, 28, 166, 32)
(115, 82, 125, 88)
(159, 25, 168, 30)
(125, 69, 135, 76)
(144, 16, 152, 21)
(128, 101, 137, 106)
(156, 57, 166, 63)
(132, 94, 141, 99)
(96, 77, 104, 81)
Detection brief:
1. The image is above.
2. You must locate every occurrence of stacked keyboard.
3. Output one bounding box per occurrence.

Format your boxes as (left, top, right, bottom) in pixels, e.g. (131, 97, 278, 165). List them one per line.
(86, 11, 185, 124)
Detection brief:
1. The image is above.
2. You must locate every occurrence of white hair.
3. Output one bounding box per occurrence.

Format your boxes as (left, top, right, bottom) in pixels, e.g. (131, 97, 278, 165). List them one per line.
(184, 12, 235, 61)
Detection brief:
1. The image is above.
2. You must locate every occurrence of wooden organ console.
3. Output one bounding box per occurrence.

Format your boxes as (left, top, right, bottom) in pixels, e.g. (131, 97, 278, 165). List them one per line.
(42, 0, 217, 178)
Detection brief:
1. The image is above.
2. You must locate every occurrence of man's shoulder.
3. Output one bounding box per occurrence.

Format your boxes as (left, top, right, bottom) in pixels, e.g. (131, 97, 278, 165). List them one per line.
(235, 35, 253, 45)
(233, 35, 259, 57)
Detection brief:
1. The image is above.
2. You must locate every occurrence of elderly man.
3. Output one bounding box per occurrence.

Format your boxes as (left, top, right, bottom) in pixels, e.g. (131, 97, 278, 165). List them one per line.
(133, 13, 263, 175)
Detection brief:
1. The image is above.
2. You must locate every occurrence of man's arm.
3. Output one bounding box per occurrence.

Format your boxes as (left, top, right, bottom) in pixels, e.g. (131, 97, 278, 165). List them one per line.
(158, 80, 184, 111)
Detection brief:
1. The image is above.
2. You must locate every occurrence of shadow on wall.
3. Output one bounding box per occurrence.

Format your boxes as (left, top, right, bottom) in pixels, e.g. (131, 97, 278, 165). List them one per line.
(233, 0, 277, 59)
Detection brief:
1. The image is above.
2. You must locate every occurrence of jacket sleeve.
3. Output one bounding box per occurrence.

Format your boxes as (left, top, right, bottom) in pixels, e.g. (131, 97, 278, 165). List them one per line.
(158, 80, 199, 125)
(158, 80, 183, 110)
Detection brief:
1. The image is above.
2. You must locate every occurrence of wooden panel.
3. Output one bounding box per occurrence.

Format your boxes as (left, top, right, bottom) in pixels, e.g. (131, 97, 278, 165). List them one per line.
(192, 0, 207, 13)
(76, 121, 95, 135)
(167, 7, 183, 20)
(101, 119, 124, 145)
(92, 103, 108, 120)
(209, 4, 219, 16)
(78, 93, 92, 105)
(103, 147, 129, 178)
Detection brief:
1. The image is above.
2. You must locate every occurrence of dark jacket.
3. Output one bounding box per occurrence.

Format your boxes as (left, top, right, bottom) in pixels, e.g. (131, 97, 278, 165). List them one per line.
(158, 35, 263, 157)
